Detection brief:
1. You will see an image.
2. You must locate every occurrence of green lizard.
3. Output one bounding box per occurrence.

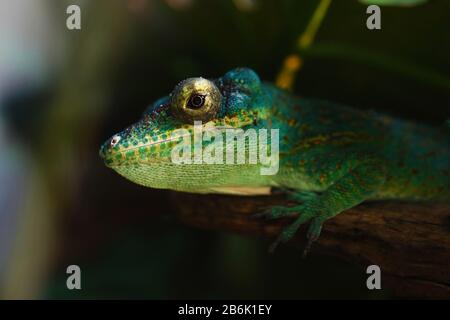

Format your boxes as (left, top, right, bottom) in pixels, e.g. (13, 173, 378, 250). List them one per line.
(99, 68, 449, 253)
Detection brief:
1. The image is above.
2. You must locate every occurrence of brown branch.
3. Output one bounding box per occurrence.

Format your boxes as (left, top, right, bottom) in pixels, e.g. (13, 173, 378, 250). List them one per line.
(170, 192, 450, 299)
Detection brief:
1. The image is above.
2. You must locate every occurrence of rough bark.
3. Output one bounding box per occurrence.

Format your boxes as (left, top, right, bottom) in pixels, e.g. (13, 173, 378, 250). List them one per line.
(171, 192, 450, 299)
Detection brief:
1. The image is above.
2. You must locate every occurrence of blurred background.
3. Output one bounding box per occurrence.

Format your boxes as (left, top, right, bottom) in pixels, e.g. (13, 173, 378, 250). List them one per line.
(0, 0, 448, 299)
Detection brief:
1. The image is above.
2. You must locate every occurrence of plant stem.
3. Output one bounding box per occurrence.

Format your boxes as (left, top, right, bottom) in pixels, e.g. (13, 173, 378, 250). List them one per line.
(276, 0, 332, 89)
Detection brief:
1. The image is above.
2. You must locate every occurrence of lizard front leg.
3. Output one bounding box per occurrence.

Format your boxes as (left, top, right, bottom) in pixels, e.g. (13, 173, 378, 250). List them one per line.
(262, 158, 387, 255)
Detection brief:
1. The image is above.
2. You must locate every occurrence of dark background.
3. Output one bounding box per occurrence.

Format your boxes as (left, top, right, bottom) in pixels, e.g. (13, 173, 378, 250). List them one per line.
(0, 0, 448, 299)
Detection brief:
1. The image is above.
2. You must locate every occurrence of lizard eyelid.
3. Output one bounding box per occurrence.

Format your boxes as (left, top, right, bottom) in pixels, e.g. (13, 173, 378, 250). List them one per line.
(170, 77, 222, 122)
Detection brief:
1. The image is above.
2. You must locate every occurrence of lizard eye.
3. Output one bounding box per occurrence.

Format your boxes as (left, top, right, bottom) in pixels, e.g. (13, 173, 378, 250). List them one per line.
(187, 94, 206, 109)
(170, 77, 222, 123)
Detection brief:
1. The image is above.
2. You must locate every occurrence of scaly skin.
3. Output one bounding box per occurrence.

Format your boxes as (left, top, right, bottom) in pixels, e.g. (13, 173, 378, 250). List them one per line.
(100, 68, 449, 252)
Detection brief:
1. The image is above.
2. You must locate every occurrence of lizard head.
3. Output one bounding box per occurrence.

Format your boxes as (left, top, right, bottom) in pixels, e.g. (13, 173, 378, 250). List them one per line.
(99, 68, 271, 190)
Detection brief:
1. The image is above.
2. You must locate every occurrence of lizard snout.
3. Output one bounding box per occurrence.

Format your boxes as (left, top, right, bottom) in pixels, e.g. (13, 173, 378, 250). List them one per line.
(99, 140, 110, 161)
(99, 134, 122, 165)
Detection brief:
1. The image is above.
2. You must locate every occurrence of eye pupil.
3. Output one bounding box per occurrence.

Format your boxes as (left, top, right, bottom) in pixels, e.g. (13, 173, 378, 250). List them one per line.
(187, 94, 206, 109)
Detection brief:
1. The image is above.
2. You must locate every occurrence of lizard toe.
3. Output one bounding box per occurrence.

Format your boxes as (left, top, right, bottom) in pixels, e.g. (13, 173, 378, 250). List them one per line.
(286, 190, 319, 203)
(251, 205, 298, 220)
(302, 217, 325, 258)
(268, 207, 320, 253)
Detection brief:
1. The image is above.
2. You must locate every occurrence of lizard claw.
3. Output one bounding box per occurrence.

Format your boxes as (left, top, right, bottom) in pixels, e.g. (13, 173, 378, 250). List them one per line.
(268, 236, 283, 253)
(302, 239, 314, 258)
(268, 218, 304, 253)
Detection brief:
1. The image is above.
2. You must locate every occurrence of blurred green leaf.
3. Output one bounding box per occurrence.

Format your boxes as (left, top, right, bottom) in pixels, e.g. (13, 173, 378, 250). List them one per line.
(359, 0, 427, 6)
(302, 42, 450, 92)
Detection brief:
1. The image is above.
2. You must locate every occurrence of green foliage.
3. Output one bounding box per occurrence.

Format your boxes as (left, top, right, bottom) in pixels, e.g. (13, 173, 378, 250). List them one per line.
(359, 0, 427, 6)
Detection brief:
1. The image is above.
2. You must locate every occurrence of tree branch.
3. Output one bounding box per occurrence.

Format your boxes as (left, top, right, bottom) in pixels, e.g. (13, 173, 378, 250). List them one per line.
(170, 192, 450, 298)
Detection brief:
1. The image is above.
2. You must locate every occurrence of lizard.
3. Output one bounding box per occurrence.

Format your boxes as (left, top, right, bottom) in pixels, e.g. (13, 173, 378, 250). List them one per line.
(99, 67, 450, 253)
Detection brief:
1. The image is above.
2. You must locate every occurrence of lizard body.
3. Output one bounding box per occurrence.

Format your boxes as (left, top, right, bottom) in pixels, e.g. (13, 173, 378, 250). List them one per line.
(100, 68, 449, 250)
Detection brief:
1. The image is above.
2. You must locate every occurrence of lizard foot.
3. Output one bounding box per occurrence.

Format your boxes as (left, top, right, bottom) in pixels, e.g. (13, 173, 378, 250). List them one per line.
(251, 205, 299, 220)
(265, 205, 325, 255)
(252, 190, 318, 220)
(252, 191, 325, 255)
(286, 190, 319, 203)
(271, 188, 318, 203)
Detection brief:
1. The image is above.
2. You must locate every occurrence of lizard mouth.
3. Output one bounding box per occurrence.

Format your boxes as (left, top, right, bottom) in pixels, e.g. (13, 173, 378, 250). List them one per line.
(99, 138, 173, 167)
